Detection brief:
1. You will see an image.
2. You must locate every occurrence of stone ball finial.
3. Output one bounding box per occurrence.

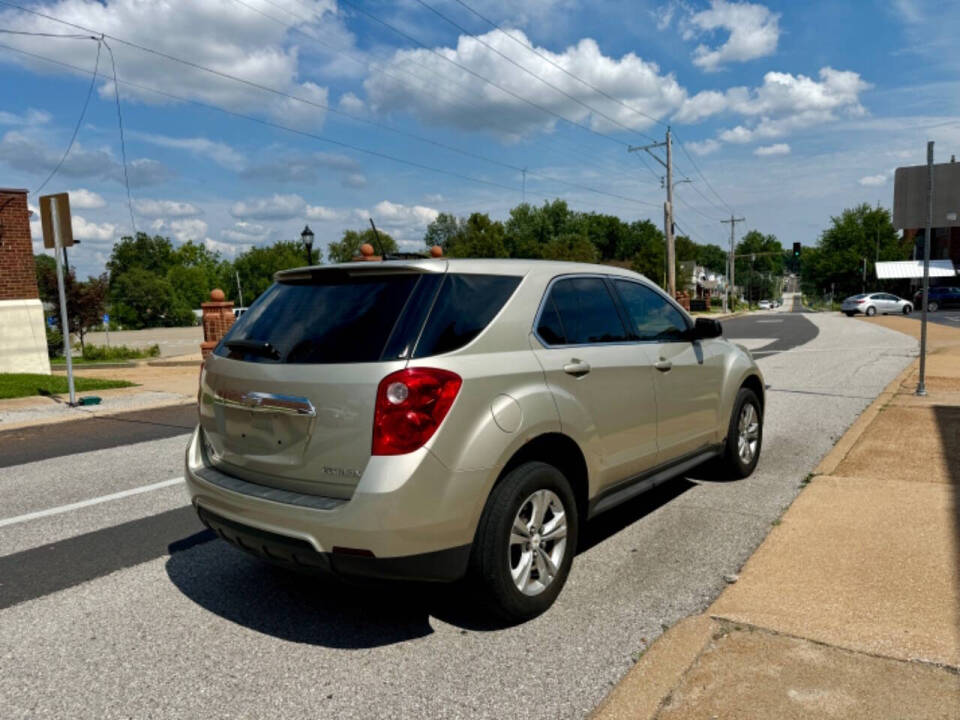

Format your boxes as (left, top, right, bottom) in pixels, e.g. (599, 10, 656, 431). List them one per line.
(210, 288, 226, 302)
(360, 243, 375, 257)
(430, 245, 443, 258)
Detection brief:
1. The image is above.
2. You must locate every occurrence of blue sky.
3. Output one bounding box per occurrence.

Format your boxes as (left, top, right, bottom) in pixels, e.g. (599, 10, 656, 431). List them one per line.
(1, 0, 959, 279)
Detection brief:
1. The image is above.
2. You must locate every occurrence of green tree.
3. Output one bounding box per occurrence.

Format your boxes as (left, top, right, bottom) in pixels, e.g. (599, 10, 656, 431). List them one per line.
(696, 244, 728, 275)
(328, 228, 396, 263)
(230, 240, 313, 303)
(424, 213, 464, 251)
(800, 204, 907, 299)
(446, 213, 508, 258)
(34, 253, 58, 307)
(107, 233, 177, 282)
(541, 233, 598, 263)
(111, 267, 193, 329)
(735, 230, 784, 303)
(34, 256, 109, 352)
(167, 240, 226, 309)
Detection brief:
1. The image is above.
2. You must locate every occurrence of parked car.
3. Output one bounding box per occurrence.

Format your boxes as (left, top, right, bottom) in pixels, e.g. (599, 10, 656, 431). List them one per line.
(912, 286, 960, 312)
(841, 292, 912, 317)
(186, 259, 765, 621)
(758, 299, 772, 310)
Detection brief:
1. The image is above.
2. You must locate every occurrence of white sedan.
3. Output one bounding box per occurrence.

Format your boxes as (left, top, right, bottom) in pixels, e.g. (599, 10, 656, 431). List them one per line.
(841, 292, 912, 317)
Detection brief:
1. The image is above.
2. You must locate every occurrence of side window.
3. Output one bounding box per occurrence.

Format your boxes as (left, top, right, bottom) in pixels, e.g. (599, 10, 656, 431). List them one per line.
(613, 280, 689, 342)
(540, 277, 629, 345)
(413, 273, 520, 358)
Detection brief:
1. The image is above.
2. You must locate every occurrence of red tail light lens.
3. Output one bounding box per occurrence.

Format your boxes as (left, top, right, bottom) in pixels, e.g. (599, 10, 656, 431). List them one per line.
(372, 368, 462, 455)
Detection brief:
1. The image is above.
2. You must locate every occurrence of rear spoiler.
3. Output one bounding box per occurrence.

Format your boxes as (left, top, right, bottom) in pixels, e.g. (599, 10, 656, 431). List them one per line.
(275, 259, 448, 282)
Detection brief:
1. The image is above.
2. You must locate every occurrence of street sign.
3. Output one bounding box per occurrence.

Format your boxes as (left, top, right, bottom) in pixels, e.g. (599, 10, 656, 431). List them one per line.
(893, 161, 960, 229)
(39, 193, 74, 249)
(103, 313, 109, 324)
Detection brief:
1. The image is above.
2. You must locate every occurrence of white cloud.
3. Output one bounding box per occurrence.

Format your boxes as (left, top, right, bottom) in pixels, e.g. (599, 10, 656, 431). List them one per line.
(753, 142, 790, 156)
(0, 0, 341, 128)
(150, 217, 208, 243)
(365, 30, 685, 138)
(305, 205, 344, 221)
(858, 173, 889, 187)
(338, 91, 365, 115)
(72, 215, 116, 242)
(0, 108, 51, 125)
(0, 131, 171, 187)
(686, 138, 721, 155)
(67, 188, 106, 209)
(688, 0, 780, 72)
(230, 193, 305, 220)
(356, 200, 439, 249)
(241, 152, 363, 186)
(221, 220, 274, 244)
(135, 199, 202, 218)
(131, 132, 246, 171)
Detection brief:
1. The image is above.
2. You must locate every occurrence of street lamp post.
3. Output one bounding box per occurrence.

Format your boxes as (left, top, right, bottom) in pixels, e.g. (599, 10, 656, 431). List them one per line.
(300, 225, 314, 265)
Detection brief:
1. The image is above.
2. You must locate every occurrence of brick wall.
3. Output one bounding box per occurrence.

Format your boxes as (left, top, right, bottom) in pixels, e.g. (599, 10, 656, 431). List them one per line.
(0, 189, 39, 301)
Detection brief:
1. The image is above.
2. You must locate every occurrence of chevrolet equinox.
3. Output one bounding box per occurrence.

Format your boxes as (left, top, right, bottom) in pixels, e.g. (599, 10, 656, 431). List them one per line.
(185, 259, 764, 620)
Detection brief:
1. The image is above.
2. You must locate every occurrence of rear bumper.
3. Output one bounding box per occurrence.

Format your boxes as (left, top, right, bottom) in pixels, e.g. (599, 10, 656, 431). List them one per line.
(197, 505, 470, 581)
(184, 427, 490, 581)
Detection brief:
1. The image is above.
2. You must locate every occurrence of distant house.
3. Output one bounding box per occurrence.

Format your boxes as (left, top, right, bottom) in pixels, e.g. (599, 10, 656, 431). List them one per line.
(679, 260, 726, 299)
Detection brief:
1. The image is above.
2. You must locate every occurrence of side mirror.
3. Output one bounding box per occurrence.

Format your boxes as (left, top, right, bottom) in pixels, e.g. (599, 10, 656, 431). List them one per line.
(692, 317, 722, 340)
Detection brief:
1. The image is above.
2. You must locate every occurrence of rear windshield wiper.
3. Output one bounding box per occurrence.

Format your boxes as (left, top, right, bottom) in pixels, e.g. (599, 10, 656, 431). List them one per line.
(224, 339, 281, 360)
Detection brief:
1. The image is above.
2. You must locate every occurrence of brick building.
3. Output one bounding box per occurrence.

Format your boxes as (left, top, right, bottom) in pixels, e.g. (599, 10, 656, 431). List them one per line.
(0, 188, 50, 374)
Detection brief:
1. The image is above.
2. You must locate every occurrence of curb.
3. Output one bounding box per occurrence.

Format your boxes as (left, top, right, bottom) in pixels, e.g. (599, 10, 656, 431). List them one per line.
(51, 361, 137, 370)
(0, 396, 195, 432)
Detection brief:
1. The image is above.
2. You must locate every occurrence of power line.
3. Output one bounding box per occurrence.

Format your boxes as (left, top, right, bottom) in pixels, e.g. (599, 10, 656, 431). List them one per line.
(0, 27, 95, 38)
(0, 1, 655, 208)
(33, 38, 100, 196)
(101, 38, 137, 235)
(672, 132, 736, 215)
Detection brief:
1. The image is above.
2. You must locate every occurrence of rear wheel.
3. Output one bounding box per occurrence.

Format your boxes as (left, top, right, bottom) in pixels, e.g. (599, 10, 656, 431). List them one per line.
(722, 388, 762, 479)
(865, 306, 876, 316)
(844, 311, 855, 317)
(470, 461, 578, 622)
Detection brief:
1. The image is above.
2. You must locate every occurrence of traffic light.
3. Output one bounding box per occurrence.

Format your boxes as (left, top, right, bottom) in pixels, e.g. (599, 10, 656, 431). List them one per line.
(792, 242, 801, 258)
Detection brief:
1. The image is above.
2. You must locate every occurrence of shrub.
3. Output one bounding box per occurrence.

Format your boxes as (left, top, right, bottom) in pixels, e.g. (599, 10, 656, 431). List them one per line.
(81, 343, 161, 361)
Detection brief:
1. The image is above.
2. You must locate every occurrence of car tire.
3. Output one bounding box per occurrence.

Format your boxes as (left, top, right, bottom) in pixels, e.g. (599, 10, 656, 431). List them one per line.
(929, 301, 939, 312)
(722, 387, 763, 479)
(865, 306, 876, 316)
(844, 311, 855, 317)
(469, 461, 578, 622)
(903, 304, 912, 315)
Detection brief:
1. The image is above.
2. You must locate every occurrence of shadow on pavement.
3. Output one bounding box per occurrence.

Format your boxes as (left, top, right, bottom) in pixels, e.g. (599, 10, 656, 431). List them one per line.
(165, 478, 695, 647)
(933, 406, 960, 632)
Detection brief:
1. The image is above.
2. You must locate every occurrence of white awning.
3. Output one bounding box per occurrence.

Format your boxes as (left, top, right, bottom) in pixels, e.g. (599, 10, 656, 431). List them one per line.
(875, 260, 957, 279)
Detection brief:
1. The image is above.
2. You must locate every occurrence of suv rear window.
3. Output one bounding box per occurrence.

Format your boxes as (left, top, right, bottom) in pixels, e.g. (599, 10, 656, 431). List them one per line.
(215, 270, 519, 364)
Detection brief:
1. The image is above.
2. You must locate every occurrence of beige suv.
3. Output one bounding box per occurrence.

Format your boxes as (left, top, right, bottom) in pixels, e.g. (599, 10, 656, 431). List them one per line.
(185, 259, 764, 620)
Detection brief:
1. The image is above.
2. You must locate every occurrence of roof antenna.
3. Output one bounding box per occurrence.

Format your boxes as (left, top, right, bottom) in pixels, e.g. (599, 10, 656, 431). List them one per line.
(368, 218, 387, 257)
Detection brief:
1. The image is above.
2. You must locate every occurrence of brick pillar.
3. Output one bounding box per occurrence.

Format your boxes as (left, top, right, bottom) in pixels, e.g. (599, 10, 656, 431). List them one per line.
(200, 288, 235, 359)
(675, 290, 691, 311)
(0, 188, 50, 373)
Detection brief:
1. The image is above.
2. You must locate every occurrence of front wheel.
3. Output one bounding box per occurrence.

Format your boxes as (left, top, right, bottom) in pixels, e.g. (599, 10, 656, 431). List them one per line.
(470, 461, 578, 622)
(903, 304, 912, 315)
(722, 387, 763, 479)
(929, 301, 939, 312)
(865, 306, 876, 316)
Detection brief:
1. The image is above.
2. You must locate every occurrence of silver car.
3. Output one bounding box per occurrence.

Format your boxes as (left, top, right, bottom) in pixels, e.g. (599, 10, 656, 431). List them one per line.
(186, 259, 765, 620)
(841, 292, 913, 317)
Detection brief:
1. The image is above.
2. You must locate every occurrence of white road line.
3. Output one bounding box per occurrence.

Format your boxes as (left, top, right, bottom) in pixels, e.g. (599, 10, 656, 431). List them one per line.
(0, 477, 185, 529)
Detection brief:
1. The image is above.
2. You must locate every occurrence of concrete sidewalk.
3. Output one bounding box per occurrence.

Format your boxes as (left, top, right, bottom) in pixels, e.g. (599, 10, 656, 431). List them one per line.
(0, 356, 201, 430)
(594, 314, 960, 719)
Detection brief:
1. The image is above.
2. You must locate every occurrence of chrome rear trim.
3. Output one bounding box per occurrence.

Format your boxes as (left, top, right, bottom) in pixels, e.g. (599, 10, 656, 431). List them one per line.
(213, 390, 316, 417)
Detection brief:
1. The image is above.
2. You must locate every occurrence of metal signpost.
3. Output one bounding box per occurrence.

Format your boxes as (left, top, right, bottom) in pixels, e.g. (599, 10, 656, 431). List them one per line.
(103, 313, 110, 347)
(917, 142, 933, 396)
(40, 192, 76, 406)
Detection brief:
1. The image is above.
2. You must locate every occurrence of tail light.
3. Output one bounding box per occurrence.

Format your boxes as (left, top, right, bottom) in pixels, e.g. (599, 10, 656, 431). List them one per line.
(373, 368, 462, 455)
(856, 299, 865, 304)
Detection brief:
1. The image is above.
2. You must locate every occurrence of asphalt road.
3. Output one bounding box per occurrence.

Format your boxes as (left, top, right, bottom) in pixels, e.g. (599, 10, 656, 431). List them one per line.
(0, 311, 918, 719)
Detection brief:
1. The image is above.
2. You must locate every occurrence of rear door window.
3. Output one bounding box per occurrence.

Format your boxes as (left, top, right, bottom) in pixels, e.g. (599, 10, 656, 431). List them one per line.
(539, 277, 629, 345)
(413, 274, 520, 357)
(216, 271, 426, 364)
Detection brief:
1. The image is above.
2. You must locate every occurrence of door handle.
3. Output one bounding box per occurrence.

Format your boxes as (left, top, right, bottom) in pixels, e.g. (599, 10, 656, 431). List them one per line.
(563, 359, 591, 377)
(654, 359, 673, 372)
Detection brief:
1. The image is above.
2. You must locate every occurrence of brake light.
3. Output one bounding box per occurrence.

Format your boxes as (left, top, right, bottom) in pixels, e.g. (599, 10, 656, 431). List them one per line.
(372, 368, 462, 455)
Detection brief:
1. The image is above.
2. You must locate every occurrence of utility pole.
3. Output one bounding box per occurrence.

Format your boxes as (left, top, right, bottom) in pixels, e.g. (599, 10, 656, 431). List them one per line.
(721, 215, 746, 311)
(522, 167, 527, 204)
(629, 128, 676, 297)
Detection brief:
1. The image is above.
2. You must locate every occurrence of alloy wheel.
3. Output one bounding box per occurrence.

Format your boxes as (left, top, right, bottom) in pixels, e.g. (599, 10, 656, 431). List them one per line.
(737, 402, 760, 465)
(509, 489, 568, 596)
